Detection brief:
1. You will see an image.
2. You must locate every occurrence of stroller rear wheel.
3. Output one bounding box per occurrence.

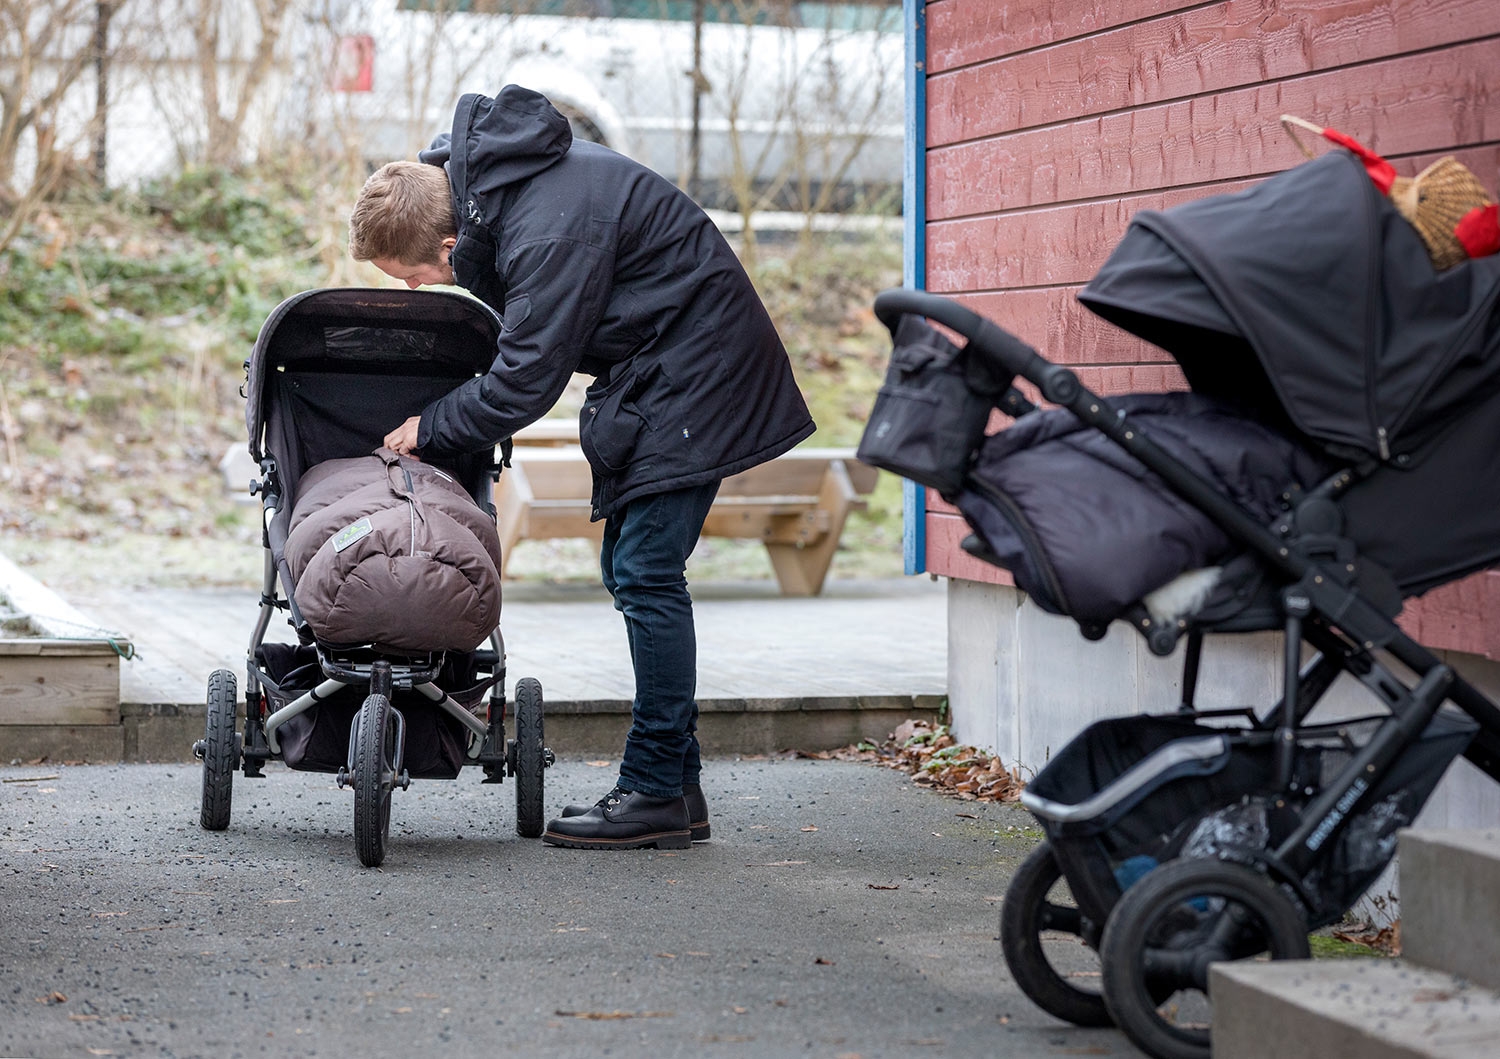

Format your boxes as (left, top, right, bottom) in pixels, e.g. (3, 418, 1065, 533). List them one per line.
(1000, 841, 1113, 1027)
(511, 677, 546, 838)
(1099, 856, 1309, 1059)
(353, 692, 397, 868)
(198, 669, 240, 831)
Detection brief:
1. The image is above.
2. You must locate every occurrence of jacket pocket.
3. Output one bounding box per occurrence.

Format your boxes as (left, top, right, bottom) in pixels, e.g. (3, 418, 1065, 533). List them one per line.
(579, 363, 657, 473)
(501, 292, 531, 332)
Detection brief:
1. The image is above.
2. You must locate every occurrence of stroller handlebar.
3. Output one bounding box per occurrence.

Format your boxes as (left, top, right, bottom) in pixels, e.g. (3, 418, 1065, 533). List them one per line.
(873, 288, 1081, 405)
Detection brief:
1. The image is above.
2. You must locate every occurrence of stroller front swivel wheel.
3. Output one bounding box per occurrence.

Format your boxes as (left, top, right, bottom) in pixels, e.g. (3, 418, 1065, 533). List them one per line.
(510, 677, 546, 838)
(1000, 841, 1112, 1027)
(353, 692, 398, 868)
(198, 669, 240, 831)
(1099, 856, 1310, 1059)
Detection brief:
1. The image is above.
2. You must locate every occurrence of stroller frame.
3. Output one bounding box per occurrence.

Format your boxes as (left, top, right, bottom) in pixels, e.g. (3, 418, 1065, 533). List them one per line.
(195, 287, 550, 868)
(872, 288, 1500, 1059)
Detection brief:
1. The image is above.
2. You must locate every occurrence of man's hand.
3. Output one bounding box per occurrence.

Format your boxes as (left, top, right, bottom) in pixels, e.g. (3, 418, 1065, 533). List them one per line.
(384, 416, 422, 457)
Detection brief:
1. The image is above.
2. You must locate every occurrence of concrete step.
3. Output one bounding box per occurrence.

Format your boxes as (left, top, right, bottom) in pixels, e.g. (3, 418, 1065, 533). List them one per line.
(1, 692, 942, 764)
(1211, 957, 1500, 1059)
(1399, 828, 1500, 991)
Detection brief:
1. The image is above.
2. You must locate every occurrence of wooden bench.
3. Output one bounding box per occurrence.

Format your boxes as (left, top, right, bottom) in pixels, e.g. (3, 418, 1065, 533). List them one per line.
(494, 443, 879, 596)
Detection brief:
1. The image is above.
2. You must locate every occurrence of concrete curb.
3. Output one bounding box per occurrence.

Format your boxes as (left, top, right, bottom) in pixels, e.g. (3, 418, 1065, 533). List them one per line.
(3, 693, 946, 764)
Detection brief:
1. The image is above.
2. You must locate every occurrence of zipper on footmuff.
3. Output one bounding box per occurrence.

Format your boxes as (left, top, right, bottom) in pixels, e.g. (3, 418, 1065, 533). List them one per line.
(969, 477, 1072, 615)
(383, 452, 427, 557)
(401, 465, 420, 555)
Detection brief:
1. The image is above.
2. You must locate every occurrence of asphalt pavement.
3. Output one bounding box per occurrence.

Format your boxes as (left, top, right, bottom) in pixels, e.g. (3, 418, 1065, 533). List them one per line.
(0, 755, 1146, 1059)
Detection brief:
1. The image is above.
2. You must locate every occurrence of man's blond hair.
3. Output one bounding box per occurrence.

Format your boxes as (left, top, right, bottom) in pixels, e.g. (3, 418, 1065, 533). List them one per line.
(348, 161, 457, 265)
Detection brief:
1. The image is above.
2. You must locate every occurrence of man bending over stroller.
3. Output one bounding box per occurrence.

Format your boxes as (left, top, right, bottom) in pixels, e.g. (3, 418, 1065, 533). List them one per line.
(347, 85, 815, 850)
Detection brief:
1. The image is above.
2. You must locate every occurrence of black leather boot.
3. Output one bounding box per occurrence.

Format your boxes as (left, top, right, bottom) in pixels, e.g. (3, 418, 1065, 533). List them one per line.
(543, 787, 691, 850)
(561, 783, 710, 841)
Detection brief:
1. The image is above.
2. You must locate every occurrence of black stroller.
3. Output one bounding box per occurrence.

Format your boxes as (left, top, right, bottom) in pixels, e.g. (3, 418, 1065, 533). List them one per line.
(859, 150, 1500, 1059)
(195, 287, 550, 868)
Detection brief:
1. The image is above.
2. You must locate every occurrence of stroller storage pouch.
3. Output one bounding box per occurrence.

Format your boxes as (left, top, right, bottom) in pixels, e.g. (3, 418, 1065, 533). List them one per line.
(857, 315, 1003, 499)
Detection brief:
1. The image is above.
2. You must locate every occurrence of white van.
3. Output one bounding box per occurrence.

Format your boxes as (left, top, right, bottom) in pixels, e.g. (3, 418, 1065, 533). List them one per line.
(291, 0, 904, 210)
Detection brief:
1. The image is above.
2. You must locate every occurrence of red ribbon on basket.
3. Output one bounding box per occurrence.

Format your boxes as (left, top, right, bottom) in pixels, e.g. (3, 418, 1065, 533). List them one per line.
(1316, 126, 1398, 194)
(1456, 204, 1500, 260)
(1281, 115, 1499, 270)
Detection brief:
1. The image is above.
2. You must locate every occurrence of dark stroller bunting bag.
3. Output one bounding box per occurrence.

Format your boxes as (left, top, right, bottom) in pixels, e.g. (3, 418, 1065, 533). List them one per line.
(860, 147, 1500, 1059)
(195, 288, 552, 869)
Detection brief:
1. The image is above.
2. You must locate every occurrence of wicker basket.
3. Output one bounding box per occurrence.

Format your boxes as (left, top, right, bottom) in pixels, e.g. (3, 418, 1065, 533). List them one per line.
(1282, 115, 1496, 271)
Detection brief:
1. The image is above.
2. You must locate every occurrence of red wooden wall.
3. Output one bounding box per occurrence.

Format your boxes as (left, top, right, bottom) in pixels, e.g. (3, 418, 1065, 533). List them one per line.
(919, 0, 1500, 658)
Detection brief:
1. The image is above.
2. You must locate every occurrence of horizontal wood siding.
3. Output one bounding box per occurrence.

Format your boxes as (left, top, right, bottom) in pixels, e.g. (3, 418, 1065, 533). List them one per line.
(920, 0, 1500, 653)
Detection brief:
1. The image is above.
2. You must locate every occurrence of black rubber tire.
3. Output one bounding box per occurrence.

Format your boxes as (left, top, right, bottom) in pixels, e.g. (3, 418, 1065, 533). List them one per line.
(199, 669, 238, 831)
(1000, 842, 1112, 1027)
(353, 693, 394, 868)
(513, 677, 546, 838)
(1100, 857, 1310, 1059)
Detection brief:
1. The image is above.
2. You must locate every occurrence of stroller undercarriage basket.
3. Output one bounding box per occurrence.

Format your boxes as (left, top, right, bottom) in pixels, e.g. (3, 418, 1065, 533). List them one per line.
(256, 642, 478, 780)
(1023, 710, 1477, 932)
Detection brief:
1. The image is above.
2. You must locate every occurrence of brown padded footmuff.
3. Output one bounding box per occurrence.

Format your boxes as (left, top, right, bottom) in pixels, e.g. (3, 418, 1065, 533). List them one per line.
(285, 449, 502, 651)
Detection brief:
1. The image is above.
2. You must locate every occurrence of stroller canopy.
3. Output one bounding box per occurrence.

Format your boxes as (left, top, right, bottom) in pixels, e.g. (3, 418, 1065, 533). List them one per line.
(1079, 151, 1500, 462)
(245, 288, 501, 464)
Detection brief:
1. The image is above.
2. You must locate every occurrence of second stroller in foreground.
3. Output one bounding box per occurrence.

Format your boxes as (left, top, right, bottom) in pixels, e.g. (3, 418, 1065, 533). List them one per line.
(195, 287, 553, 868)
(859, 149, 1500, 1059)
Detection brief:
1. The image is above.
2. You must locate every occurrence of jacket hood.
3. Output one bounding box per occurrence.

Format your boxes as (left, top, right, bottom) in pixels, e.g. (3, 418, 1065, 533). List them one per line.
(419, 85, 572, 213)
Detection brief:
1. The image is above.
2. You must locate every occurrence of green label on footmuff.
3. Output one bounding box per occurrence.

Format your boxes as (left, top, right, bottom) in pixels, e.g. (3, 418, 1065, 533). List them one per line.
(332, 516, 373, 553)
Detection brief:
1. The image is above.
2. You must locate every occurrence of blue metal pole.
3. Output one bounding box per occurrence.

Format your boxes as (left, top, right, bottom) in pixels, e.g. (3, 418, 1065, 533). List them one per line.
(902, 0, 927, 575)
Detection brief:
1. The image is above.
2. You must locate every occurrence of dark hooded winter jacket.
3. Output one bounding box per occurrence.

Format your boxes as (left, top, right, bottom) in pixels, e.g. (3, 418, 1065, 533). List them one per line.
(413, 85, 816, 519)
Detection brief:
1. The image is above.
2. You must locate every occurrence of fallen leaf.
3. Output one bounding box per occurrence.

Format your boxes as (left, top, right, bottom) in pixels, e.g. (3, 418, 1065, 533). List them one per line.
(745, 860, 807, 867)
(814, 957, 834, 965)
(554, 1009, 673, 1020)
(955, 812, 978, 820)
(37, 992, 66, 1004)
(1331, 920, 1402, 956)
(800, 825, 819, 832)
(86, 1049, 113, 1056)
(584, 760, 612, 767)
(819, 722, 1028, 804)
(732, 1005, 748, 1014)
(656, 953, 677, 959)
(866, 883, 899, 890)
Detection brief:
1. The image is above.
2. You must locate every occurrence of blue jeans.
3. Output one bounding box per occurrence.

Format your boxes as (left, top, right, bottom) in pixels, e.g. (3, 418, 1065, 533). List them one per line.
(599, 479, 721, 798)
